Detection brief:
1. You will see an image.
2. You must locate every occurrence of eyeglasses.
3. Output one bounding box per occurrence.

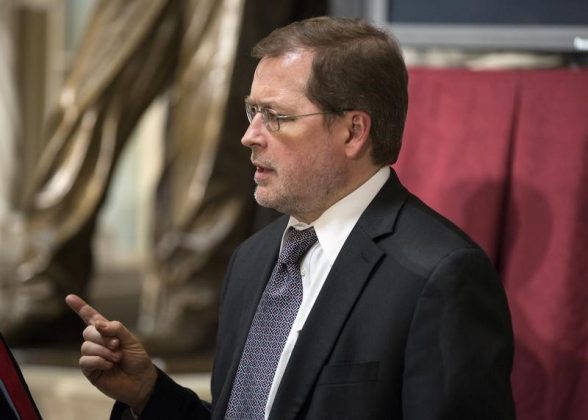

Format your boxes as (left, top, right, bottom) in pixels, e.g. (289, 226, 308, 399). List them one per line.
(245, 102, 333, 132)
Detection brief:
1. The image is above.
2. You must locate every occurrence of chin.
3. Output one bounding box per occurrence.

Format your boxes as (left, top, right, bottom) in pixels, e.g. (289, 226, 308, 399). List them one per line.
(254, 189, 291, 214)
(253, 188, 274, 209)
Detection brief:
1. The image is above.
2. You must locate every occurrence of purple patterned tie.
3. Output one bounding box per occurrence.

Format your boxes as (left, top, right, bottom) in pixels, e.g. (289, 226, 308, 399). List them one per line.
(225, 227, 318, 419)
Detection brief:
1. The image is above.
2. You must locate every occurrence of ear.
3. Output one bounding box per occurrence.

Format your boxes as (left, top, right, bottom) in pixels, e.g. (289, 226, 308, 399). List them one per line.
(343, 111, 372, 160)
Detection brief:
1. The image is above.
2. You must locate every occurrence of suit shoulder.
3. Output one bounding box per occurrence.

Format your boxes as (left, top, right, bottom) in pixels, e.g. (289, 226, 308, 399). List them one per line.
(385, 194, 490, 277)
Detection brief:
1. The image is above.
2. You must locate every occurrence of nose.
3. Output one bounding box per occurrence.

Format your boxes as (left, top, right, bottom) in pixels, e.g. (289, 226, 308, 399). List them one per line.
(241, 113, 266, 148)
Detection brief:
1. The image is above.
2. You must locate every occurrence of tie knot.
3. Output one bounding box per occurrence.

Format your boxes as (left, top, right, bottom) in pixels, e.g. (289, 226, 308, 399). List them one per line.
(278, 227, 318, 265)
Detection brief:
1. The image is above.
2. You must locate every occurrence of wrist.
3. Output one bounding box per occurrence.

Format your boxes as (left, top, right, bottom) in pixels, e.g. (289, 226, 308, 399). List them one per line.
(130, 364, 158, 415)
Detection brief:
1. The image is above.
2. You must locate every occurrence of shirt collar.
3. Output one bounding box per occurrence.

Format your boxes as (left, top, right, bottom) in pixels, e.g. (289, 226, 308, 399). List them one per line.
(286, 166, 390, 265)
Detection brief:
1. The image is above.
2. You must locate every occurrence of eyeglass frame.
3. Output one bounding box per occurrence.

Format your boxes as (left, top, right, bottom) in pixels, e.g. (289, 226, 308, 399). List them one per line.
(245, 102, 337, 132)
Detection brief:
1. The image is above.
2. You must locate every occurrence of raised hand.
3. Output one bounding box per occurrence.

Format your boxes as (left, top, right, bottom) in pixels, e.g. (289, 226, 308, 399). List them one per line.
(65, 294, 157, 414)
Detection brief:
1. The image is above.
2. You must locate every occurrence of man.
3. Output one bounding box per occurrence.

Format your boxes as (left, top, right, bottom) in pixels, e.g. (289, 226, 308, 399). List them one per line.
(67, 16, 516, 419)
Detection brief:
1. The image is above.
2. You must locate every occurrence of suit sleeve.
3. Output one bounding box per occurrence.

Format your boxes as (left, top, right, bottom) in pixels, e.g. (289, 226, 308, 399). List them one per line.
(110, 368, 211, 419)
(402, 248, 516, 420)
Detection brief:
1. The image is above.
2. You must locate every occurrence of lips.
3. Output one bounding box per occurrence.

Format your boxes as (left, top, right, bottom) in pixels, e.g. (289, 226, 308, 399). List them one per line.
(252, 160, 274, 182)
(252, 159, 272, 172)
(255, 165, 273, 175)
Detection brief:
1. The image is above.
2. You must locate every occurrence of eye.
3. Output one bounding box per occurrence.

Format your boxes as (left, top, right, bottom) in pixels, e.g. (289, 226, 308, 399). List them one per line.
(245, 103, 261, 123)
(264, 108, 280, 121)
(261, 108, 282, 131)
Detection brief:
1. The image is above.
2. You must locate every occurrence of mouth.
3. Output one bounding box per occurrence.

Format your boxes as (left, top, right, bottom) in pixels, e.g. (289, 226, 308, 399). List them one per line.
(252, 160, 274, 181)
(252, 159, 270, 171)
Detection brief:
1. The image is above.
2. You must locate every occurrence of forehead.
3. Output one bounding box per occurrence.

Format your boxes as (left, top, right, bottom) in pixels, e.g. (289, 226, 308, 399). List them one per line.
(249, 50, 314, 107)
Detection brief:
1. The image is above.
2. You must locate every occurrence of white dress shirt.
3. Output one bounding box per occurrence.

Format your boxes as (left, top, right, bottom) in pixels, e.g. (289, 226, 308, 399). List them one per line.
(263, 166, 390, 419)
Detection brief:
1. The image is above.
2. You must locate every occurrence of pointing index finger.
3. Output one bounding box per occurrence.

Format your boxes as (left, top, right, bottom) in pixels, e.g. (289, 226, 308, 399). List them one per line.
(65, 294, 109, 325)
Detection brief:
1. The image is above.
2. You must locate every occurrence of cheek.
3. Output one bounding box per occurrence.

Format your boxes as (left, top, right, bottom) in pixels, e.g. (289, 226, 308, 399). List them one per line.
(274, 128, 341, 181)
(273, 148, 312, 186)
(288, 143, 336, 181)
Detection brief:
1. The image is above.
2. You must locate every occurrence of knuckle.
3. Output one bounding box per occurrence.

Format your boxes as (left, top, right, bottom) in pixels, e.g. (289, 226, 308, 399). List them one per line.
(110, 320, 123, 330)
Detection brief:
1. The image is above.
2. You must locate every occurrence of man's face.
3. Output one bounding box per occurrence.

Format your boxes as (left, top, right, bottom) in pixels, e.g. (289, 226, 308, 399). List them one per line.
(242, 50, 350, 223)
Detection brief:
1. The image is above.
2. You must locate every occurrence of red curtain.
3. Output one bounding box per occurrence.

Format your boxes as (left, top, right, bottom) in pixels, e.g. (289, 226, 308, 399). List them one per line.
(395, 67, 588, 420)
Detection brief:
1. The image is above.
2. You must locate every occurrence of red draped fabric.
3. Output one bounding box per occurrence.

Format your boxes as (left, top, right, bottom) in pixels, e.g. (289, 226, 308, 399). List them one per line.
(395, 68, 588, 420)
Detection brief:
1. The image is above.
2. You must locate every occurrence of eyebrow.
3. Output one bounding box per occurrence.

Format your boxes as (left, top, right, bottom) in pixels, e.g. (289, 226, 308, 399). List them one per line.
(244, 96, 276, 109)
(244, 95, 302, 115)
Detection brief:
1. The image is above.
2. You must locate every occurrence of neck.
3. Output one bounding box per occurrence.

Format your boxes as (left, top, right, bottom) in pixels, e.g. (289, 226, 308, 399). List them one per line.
(292, 165, 385, 224)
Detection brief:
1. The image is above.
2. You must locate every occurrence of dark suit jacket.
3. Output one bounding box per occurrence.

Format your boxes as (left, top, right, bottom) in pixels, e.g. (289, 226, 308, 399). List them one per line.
(113, 170, 515, 419)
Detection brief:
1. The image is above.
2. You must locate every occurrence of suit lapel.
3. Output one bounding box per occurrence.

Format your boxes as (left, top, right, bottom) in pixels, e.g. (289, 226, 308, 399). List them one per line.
(269, 172, 409, 420)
